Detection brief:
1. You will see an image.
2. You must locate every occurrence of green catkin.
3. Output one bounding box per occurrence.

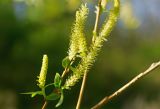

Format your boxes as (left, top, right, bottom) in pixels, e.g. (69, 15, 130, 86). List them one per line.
(37, 55, 48, 88)
(63, 0, 120, 90)
(99, 0, 120, 38)
(68, 4, 88, 60)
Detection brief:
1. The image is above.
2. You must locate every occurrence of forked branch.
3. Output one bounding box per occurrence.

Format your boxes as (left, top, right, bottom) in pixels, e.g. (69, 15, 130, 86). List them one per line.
(91, 61, 160, 109)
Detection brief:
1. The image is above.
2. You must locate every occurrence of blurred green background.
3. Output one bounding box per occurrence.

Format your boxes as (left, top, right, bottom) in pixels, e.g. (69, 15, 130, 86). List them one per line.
(0, 0, 160, 109)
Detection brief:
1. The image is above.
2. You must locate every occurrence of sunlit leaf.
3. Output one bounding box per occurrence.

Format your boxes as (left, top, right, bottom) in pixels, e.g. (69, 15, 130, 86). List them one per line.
(21, 91, 43, 98)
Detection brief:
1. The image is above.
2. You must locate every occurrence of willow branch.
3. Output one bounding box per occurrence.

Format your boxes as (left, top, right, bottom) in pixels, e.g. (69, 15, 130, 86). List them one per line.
(76, 71, 88, 109)
(76, 1, 103, 108)
(91, 61, 160, 109)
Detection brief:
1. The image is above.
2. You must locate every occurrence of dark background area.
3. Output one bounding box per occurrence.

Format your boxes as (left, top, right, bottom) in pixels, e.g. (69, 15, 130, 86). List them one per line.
(0, 0, 160, 109)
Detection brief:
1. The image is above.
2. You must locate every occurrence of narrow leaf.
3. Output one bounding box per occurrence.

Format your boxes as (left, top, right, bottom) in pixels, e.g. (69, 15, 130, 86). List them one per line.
(21, 91, 43, 98)
(55, 91, 64, 108)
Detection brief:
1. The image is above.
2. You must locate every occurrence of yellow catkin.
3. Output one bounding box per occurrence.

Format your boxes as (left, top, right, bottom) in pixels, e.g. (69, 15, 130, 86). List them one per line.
(68, 4, 88, 60)
(37, 55, 48, 88)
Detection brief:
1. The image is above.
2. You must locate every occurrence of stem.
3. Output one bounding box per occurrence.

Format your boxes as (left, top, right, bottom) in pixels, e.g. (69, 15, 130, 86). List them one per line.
(76, 71, 88, 109)
(61, 68, 69, 78)
(76, 0, 103, 108)
(41, 88, 47, 109)
(92, 0, 102, 42)
(42, 101, 48, 109)
(91, 61, 160, 109)
(42, 88, 46, 98)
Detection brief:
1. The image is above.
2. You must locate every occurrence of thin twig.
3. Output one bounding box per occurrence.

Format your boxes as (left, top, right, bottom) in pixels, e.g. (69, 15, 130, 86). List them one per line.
(76, 0, 103, 108)
(91, 61, 160, 109)
(61, 68, 69, 78)
(76, 72, 88, 109)
(42, 101, 48, 109)
(92, 0, 102, 42)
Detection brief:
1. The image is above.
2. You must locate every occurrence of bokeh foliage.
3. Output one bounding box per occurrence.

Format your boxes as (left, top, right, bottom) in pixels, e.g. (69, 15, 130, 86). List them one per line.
(0, 0, 160, 109)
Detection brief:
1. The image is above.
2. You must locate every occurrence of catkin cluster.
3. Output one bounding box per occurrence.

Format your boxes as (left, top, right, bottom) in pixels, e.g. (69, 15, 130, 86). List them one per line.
(63, 0, 120, 90)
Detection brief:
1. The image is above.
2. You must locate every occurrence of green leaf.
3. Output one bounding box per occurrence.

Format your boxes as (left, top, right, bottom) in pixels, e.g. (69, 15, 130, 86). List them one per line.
(46, 91, 60, 101)
(62, 56, 70, 68)
(54, 73, 61, 88)
(21, 91, 43, 98)
(55, 90, 64, 108)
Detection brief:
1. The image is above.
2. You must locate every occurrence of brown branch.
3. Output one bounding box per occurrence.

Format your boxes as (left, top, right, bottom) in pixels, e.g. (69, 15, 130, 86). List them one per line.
(76, 72, 88, 109)
(91, 61, 160, 109)
(76, 0, 103, 108)
(92, 0, 102, 42)
(42, 101, 48, 109)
